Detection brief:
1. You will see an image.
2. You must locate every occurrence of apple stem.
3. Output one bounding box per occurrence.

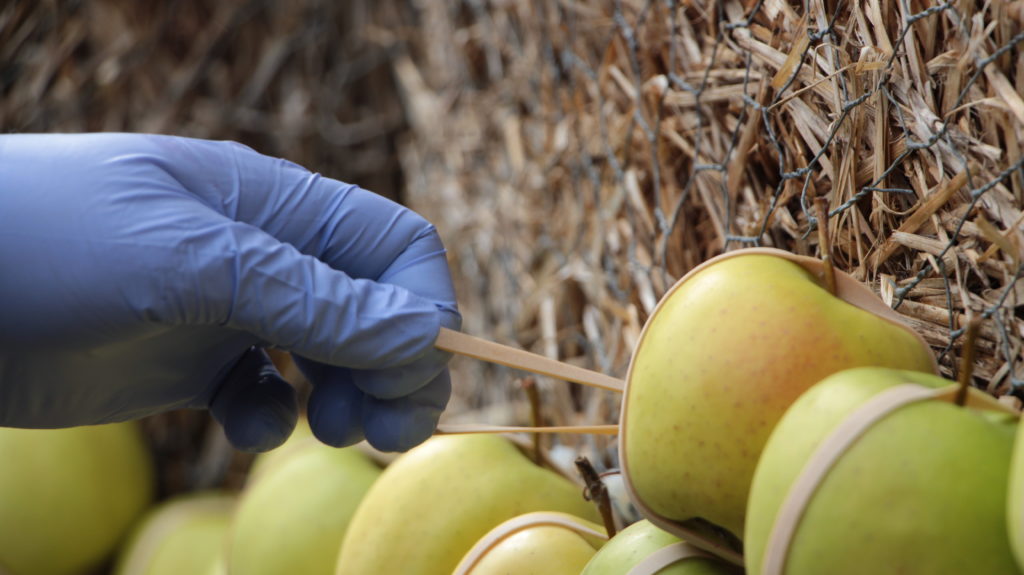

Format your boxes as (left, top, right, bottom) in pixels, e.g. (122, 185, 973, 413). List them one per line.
(955, 314, 982, 407)
(815, 196, 837, 296)
(575, 456, 617, 538)
(521, 377, 544, 465)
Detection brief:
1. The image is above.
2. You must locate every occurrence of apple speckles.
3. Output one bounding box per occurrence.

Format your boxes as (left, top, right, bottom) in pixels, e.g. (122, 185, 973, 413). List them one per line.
(337, 435, 600, 575)
(747, 371, 1017, 575)
(623, 254, 936, 542)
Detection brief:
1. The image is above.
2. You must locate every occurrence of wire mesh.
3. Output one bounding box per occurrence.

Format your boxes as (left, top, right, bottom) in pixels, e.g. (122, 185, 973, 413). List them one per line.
(4, 0, 1023, 462)
(397, 0, 1024, 420)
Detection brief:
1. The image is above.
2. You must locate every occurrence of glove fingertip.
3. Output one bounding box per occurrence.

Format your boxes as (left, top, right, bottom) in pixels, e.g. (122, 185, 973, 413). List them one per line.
(210, 347, 299, 453)
(362, 397, 444, 453)
(219, 381, 299, 453)
(310, 412, 366, 448)
(350, 355, 447, 400)
(362, 369, 449, 452)
(307, 375, 366, 448)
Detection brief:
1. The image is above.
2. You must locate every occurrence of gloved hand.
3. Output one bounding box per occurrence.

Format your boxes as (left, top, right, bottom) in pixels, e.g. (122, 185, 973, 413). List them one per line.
(0, 133, 460, 453)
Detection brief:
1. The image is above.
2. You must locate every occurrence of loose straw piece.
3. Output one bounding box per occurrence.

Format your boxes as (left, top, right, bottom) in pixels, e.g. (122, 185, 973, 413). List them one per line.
(815, 197, 837, 296)
(956, 314, 982, 406)
(522, 377, 544, 464)
(576, 456, 617, 538)
(436, 423, 619, 435)
(871, 171, 969, 271)
(435, 327, 625, 392)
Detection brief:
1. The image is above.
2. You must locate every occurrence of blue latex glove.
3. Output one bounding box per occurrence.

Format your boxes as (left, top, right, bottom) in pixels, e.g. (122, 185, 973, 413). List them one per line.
(0, 133, 460, 453)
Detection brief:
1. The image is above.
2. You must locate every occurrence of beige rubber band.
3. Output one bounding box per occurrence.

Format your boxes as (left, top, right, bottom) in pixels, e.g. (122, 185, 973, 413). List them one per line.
(626, 541, 713, 575)
(436, 327, 625, 392)
(452, 512, 608, 575)
(436, 423, 619, 435)
(761, 384, 945, 575)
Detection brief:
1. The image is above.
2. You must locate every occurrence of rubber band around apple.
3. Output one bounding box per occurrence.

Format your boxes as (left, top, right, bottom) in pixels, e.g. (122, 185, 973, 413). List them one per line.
(451, 511, 609, 575)
(758, 382, 1019, 575)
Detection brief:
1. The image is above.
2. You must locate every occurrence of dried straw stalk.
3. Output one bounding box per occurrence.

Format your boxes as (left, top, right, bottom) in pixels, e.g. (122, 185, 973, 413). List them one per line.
(393, 0, 1024, 450)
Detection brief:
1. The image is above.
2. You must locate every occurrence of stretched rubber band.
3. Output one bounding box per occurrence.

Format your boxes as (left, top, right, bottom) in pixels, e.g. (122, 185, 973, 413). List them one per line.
(436, 423, 619, 435)
(626, 541, 714, 575)
(436, 327, 624, 392)
(452, 512, 608, 575)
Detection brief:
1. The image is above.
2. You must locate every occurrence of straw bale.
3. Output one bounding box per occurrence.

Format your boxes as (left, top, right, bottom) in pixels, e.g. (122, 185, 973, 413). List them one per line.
(392, 0, 1024, 450)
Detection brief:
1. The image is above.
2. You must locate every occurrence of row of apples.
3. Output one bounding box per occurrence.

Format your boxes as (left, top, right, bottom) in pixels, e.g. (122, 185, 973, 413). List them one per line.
(4, 247, 1024, 573)
(0, 417, 729, 575)
(4, 367, 1022, 575)
(612, 248, 1024, 573)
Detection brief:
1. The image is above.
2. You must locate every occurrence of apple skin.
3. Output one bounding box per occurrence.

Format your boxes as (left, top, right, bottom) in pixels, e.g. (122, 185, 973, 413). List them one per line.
(1011, 418, 1024, 570)
(458, 512, 606, 575)
(472, 525, 596, 574)
(245, 416, 314, 485)
(581, 520, 740, 575)
(227, 439, 381, 575)
(114, 491, 234, 575)
(745, 367, 1018, 574)
(0, 422, 154, 575)
(206, 556, 227, 575)
(334, 435, 600, 575)
(622, 251, 935, 538)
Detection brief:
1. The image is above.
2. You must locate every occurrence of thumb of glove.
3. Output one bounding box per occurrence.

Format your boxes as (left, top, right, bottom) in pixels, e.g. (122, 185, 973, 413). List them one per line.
(210, 347, 299, 452)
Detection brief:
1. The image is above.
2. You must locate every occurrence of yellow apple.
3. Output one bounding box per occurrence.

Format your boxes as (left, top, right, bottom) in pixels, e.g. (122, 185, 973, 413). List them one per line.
(621, 248, 936, 542)
(745, 367, 1018, 574)
(227, 439, 381, 575)
(206, 555, 227, 575)
(245, 416, 314, 484)
(581, 520, 740, 574)
(453, 512, 606, 575)
(114, 491, 234, 575)
(334, 434, 600, 575)
(0, 422, 154, 575)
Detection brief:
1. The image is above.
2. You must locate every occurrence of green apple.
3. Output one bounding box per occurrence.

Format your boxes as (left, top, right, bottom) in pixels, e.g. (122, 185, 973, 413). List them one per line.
(745, 367, 1018, 574)
(114, 491, 234, 575)
(245, 416, 314, 485)
(581, 520, 740, 574)
(206, 554, 227, 575)
(227, 439, 381, 575)
(248, 417, 394, 488)
(453, 512, 606, 575)
(1008, 405, 1024, 570)
(621, 248, 936, 540)
(334, 434, 600, 575)
(0, 422, 154, 575)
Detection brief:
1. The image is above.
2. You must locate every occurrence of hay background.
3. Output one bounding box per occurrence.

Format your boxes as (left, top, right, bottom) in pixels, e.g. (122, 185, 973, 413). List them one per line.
(395, 0, 1024, 447)
(4, 0, 1024, 510)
